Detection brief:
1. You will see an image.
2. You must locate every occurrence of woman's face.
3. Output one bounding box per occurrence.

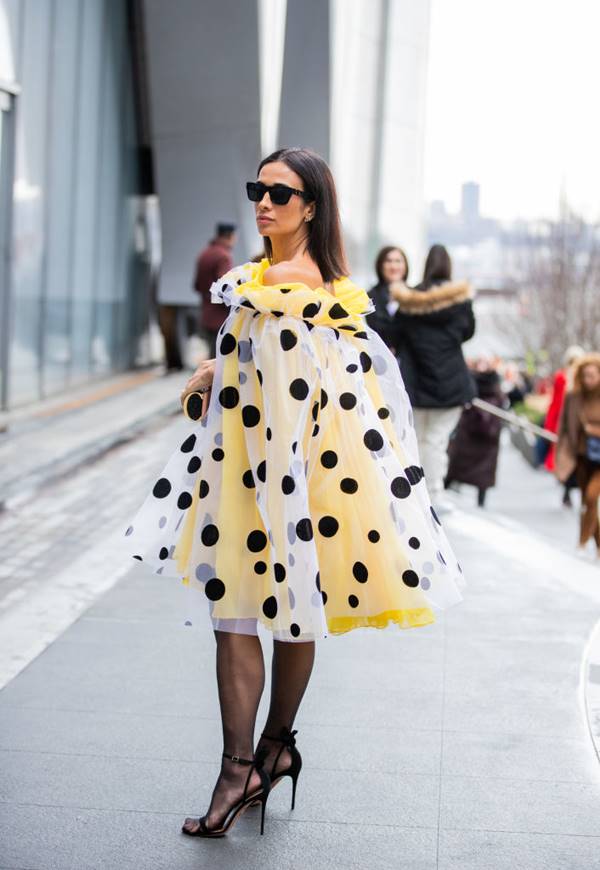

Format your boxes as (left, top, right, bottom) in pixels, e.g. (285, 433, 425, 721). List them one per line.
(254, 161, 314, 239)
(381, 249, 407, 283)
(581, 364, 600, 391)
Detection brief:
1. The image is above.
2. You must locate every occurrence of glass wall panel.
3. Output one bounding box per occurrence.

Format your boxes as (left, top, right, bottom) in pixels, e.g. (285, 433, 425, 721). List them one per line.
(9, 0, 51, 405)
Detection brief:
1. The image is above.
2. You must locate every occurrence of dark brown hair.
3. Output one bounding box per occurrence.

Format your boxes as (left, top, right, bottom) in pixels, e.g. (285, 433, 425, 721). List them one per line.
(257, 147, 349, 282)
(422, 243, 452, 289)
(374, 245, 409, 284)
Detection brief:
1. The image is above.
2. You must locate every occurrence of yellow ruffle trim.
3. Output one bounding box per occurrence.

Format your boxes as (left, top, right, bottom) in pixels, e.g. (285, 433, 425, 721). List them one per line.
(327, 608, 435, 635)
(229, 259, 373, 331)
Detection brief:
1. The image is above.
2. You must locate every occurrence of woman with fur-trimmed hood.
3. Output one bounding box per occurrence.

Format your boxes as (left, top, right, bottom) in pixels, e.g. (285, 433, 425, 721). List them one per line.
(387, 244, 476, 510)
(555, 353, 600, 556)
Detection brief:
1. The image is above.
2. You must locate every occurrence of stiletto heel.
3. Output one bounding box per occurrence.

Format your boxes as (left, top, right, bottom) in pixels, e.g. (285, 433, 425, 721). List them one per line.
(182, 748, 271, 837)
(260, 727, 302, 811)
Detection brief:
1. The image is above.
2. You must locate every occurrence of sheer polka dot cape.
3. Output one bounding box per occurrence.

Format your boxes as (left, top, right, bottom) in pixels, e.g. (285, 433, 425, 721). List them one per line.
(124, 260, 465, 641)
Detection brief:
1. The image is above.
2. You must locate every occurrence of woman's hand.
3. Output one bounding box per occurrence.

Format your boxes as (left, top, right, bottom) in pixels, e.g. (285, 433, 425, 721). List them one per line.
(180, 359, 216, 410)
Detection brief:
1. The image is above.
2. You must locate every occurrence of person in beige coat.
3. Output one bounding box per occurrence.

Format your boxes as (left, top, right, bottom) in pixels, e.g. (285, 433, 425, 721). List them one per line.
(555, 353, 600, 555)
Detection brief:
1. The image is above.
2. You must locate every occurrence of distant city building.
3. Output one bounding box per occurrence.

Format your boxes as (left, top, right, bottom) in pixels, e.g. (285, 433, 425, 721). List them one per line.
(461, 181, 480, 223)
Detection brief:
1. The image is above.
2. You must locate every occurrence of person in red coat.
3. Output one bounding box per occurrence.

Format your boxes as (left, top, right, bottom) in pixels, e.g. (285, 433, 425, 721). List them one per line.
(193, 223, 237, 357)
(543, 346, 584, 505)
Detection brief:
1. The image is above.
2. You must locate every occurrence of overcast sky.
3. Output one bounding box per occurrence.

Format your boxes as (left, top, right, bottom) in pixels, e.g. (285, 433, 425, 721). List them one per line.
(424, 0, 600, 221)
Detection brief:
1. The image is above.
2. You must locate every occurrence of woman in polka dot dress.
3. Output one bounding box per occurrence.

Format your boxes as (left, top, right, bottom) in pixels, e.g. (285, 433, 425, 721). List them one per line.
(125, 147, 465, 838)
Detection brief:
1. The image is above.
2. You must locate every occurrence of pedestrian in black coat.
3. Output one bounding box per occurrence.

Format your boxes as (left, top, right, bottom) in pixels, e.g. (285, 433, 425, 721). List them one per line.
(366, 245, 409, 351)
(445, 367, 504, 507)
(386, 244, 476, 510)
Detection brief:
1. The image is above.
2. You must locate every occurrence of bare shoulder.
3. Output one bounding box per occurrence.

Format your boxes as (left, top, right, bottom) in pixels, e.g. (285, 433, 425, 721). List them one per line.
(263, 260, 323, 289)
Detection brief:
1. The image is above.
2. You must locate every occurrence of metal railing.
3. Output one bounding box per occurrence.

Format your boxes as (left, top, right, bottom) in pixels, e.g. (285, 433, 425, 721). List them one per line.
(471, 397, 558, 443)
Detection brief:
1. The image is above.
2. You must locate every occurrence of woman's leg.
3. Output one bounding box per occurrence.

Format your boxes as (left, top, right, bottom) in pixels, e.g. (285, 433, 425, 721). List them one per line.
(256, 639, 316, 776)
(183, 630, 265, 833)
(417, 407, 462, 501)
(580, 467, 600, 549)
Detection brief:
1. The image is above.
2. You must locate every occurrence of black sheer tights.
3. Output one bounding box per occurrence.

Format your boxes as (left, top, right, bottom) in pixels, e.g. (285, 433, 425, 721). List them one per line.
(182, 631, 315, 833)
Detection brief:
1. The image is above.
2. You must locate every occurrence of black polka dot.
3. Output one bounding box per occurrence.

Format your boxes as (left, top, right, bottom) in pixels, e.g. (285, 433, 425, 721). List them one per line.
(247, 530, 267, 552)
(220, 333, 237, 355)
(289, 378, 309, 401)
(346, 363, 358, 373)
(368, 529, 380, 543)
(405, 465, 422, 485)
(329, 302, 348, 319)
(199, 480, 209, 498)
(180, 434, 196, 453)
(321, 590, 328, 605)
(353, 561, 368, 583)
(256, 369, 263, 386)
(409, 537, 421, 549)
(340, 392, 357, 410)
(364, 429, 384, 451)
(257, 460, 267, 483)
(272, 310, 284, 317)
(184, 393, 203, 420)
(280, 287, 292, 294)
(177, 492, 193, 510)
(431, 506, 442, 526)
(263, 596, 278, 619)
(254, 560, 267, 574)
(320, 450, 338, 468)
(288, 623, 301, 638)
(391, 476, 411, 498)
(292, 441, 298, 454)
(280, 329, 297, 351)
(355, 331, 368, 339)
(133, 555, 142, 561)
(153, 478, 171, 498)
(159, 546, 169, 560)
(187, 456, 201, 473)
(212, 448, 224, 462)
(219, 386, 239, 409)
(320, 389, 329, 409)
(402, 570, 419, 587)
(318, 515, 339, 537)
(282, 475, 295, 494)
(377, 407, 390, 420)
(302, 302, 320, 318)
(266, 427, 272, 441)
(205, 577, 225, 600)
(296, 518, 313, 541)
(359, 352, 372, 373)
(348, 594, 359, 608)
(201, 524, 219, 546)
(312, 424, 319, 437)
(340, 478, 358, 494)
(242, 405, 261, 427)
(242, 469, 255, 488)
(274, 563, 286, 583)
(312, 401, 319, 421)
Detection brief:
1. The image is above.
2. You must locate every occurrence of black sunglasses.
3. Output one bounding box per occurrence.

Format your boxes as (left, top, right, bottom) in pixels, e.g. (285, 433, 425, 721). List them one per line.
(246, 181, 312, 206)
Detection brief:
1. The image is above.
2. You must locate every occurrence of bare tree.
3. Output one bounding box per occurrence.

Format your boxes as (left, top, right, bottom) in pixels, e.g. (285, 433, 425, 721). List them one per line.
(499, 201, 600, 369)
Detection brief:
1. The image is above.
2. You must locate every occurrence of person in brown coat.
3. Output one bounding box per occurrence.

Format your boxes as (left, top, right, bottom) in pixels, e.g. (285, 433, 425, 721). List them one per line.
(555, 353, 600, 556)
(193, 223, 237, 357)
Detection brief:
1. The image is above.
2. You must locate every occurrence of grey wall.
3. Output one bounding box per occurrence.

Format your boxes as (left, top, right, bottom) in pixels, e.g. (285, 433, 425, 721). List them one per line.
(277, 0, 330, 158)
(143, 0, 262, 305)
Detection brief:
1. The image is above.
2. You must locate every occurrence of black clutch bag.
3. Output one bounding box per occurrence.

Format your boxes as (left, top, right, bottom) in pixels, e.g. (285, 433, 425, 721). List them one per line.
(182, 389, 211, 421)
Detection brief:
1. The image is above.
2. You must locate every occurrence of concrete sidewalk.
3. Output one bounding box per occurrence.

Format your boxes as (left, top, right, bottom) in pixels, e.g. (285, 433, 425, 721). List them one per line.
(2, 478, 600, 868)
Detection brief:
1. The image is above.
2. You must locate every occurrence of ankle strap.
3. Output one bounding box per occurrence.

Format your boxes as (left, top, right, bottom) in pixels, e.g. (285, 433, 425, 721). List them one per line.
(261, 727, 298, 747)
(222, 751, 254, 765)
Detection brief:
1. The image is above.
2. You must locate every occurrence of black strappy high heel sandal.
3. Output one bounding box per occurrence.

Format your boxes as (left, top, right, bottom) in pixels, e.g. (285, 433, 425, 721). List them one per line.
(260, 727, 302, 810)
(181, 748, 271, 838)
